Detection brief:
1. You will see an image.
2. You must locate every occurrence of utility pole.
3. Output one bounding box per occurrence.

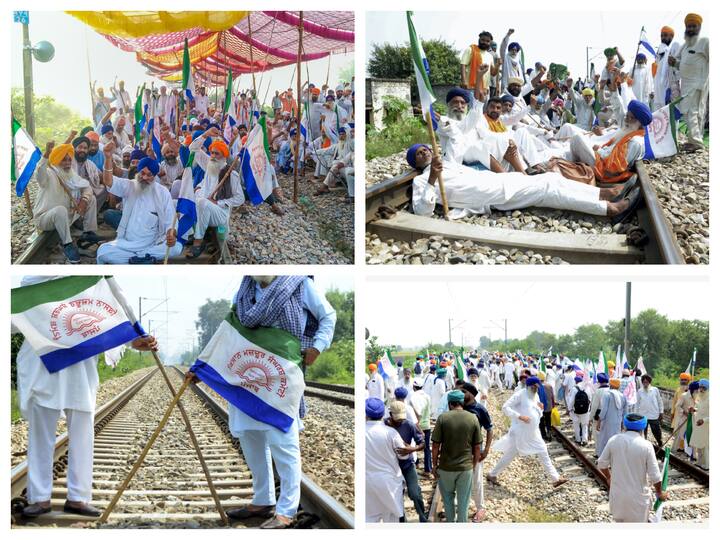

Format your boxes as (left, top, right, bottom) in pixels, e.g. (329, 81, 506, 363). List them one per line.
(448, 318, 452, 346)
(624, 282, 631, 364)
(22, 22, 35, 138)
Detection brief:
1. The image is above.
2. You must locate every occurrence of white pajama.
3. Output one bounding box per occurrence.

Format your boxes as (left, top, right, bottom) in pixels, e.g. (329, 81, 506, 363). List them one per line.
(26, 401, 94, 504)
(490, 444, 560, 482)
(471, 462, 484, 510)
(571, 412, 590, 443)
(236, 422, 302, 518)
(36, 195, 98, 245)
(195, 198, 230, 240)
(97, 240, 182, 264)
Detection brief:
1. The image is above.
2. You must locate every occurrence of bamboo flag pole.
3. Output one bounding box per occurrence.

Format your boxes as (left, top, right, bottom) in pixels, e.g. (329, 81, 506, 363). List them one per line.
(248, 15, 257, 97)
(424, 111, 449, 218)
(99, 377, 192, 523)
(325, 53, 331, 87)
(163, 212, 179, 265)
(292, 11, 304, 203)
(630, 26, 644, 80)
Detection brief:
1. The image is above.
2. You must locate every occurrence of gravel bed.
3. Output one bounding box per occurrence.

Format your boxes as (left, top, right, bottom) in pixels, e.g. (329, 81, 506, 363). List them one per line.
(10, 367, 155, 467)
(366, 233, 570, 265)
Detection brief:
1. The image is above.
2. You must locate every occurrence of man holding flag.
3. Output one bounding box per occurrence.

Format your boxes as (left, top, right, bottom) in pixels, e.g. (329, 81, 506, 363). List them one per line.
(597, 413, 666, 522)
(11, 276, 157, 518)
(652, 26, 680, 111)
(187, 276, 336, 529)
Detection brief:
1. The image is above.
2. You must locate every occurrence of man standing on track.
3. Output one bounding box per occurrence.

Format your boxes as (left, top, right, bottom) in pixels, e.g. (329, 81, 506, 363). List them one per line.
(14, 276, 157, 518)
(597, 413, 667, 522)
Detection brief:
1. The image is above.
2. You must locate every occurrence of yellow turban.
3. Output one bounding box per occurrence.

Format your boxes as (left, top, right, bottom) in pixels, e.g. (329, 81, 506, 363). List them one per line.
(685, 13, 702, 26)
(609, 378, 621, 389)
(537, 371, 546, 381)
(581, 88, 595, 97)
(48, 144, 74, 166)
(661, 26, 674, 36)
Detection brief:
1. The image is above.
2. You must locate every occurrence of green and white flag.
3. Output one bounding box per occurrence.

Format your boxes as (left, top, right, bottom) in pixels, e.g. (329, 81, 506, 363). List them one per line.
(651, 447, 670, 522)
(191, 310, 305, 433)
(11, 276, 144, 373)
(182, 37, 196, 106)
(407, 11, 437, 127)
(11, 117, 41, 197)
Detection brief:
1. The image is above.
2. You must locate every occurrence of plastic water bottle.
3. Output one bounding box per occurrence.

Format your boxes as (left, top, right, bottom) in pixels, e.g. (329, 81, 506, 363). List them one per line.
(217, 225, 227, 244)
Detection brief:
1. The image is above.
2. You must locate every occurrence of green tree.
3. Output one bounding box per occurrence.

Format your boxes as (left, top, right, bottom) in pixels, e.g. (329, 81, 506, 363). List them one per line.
(11, 88, 92, 149)
(325, 288, 354, 342)
(337, 60, 355, 85)
(195, 298, 231, 349)
(367, 39, 461, 85)
(572, 324, 606, 359)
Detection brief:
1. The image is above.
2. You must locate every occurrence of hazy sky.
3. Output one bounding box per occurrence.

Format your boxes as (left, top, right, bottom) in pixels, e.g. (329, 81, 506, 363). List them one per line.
(365, 278, 709, 348)
(366, 11, 703, 81)
(11, 275, 353, 361)
(11, 12, 353, 118)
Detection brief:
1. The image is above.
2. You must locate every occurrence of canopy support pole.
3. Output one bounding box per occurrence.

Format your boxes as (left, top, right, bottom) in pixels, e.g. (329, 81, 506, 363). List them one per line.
(248, 15, 257, 97)
(293, 11, 304, 203)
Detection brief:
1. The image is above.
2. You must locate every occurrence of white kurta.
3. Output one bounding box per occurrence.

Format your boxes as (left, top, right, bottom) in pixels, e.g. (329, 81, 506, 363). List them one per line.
(653, 41, 681, 110)
(631, 65, 653, 105)
(597, 431, 662, 522)
(430, 377, 448, 418)
(367, 373, 385, 401)
(689, 392, 709, 449)
(493, 389, 546, 456)
(366, 420, 405, 522)
(411, 160, 606, 218)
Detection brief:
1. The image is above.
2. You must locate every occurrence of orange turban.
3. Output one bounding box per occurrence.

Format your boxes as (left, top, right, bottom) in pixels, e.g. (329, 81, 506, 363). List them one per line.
(661, 26, 674, 36)
(368, 363, 377, 372)
(208, 140, 229, 158)
(48, 144, 74, 166)
(679, 372, 692, 381)
(685, 13, 702, 26)
(86, 131, 100, 143)
(311, 87, 321, 96)
(609, 379, 621, 389)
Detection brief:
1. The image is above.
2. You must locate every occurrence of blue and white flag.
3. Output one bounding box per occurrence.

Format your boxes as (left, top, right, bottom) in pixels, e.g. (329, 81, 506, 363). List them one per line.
(190, 311, 305, 432)
(12, 117, 42, 197)
(685, 348, 697, 376)
(378, 350, 398, 386)
(11, 276, 144, 373)
(223, 95, 238, 144)
(407, 11, 438, 130)
(240, 123, 274, 205)
(176, 160, 197, 245)
(644, 99, 683, 160)
(639, 28, 657, 59)
(147, 118, 162, 162)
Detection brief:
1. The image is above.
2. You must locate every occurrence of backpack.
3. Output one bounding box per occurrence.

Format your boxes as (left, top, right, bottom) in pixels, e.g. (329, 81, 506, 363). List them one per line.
(573, 388, 590, 414)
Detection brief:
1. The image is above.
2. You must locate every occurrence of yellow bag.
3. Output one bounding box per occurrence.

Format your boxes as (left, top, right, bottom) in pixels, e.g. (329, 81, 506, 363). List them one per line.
(550, 407, 561, 427)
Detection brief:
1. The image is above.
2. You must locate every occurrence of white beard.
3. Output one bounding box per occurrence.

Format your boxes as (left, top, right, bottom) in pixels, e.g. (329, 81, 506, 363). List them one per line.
(206, 159, 223, 177)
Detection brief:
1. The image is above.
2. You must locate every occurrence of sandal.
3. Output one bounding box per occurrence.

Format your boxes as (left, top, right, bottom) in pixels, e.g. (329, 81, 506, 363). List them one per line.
(185, 244, 205, 259)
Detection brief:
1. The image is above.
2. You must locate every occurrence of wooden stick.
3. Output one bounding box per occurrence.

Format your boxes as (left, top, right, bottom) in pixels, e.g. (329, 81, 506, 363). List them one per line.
(424, 111, 449, 218)
(23, 190, 33, 219)
(163, 212, 179, 265)
(99, 377, 192, 523)
(325, 53, 331, 87)
(248, 16, 257, 97)
(209, 155, 240, 200)
(293, 11, 304, 204)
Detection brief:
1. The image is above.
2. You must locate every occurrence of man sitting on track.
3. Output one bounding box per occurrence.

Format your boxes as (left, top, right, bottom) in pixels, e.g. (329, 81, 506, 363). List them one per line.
(406, 144, 641, 224)
(14, 276, 156, 518)
(597, 413, 667, 522)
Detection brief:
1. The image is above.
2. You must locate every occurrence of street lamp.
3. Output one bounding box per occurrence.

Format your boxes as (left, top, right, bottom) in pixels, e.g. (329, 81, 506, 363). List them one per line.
(19, 13, 54, 139)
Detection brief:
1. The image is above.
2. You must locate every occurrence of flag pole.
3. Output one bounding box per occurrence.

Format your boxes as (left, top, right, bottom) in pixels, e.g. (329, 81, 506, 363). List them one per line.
(292, 11, 304, 203)
(99, 377, 193, 523)
(163, 212, 179, 264)
(630, 26, 644, 79)
(248, 15, 258, 97)
(424, 111, 449, 218)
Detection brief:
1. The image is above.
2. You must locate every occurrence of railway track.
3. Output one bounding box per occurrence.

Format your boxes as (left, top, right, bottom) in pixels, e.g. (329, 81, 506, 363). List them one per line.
(11, 366, 353, 528)
(366, 161, 684, 264)
(304, 381, 354, 407)
(14, 225, 230, 265)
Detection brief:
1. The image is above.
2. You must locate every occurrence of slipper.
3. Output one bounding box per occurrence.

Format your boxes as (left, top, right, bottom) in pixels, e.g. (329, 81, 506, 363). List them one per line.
(611, 186, 642, 226)
(185, 244, 205, 259)
(226, 505, 275, 520)
(485, 474, 500, 486)
(259, 515, 293, 529)
(472, 509, 487, 522)
(610, 174, 638, 203)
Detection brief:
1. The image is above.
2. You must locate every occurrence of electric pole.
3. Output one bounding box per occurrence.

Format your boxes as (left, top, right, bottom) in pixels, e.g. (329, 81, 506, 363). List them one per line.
(624, 282, 631, 365)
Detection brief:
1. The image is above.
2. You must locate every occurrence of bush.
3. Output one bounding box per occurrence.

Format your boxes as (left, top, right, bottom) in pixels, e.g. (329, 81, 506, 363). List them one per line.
(306, 339, 353, 385)
(97, 350, 156, 384)
(366, 116, 431, 160)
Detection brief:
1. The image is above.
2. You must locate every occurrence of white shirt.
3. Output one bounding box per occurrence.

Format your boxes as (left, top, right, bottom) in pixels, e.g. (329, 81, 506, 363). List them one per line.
(635, 385, 663, 420)
(367, 373, 385, 401)
(597, 431, 662, 522)
(493, 388, 547, 455)
(188, 136, 246, 208)
(195, 94, 209, 116)
(365, 420, 405, 520)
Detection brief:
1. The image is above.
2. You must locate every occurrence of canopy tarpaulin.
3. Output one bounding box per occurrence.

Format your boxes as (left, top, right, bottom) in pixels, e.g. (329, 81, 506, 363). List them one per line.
(70, 11, 354, 85)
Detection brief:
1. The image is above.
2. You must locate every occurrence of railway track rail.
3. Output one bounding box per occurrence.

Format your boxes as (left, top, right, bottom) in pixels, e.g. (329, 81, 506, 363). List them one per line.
(11, 366, 353, 528)
(14, 226, 231, 265)
(303, 381, 354, 407)
(366, 161, 684, 264)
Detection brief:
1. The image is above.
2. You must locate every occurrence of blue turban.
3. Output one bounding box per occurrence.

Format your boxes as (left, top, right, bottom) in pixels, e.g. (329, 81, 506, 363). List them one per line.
(468, 367, 479, 376)
(100, 123, 114, 135)
(365, 398, 385, 420)
(689, 381, 701, 392)
(208, 123, 221, 130)
(181, 124, 188, 131)
(508, 42, 521, 51)
(446, 87, 471, 104)
(623, 413, 647, 431)
(628, 100, 653, 126)
(597, 373, 609, 384)
(289, 128, 297, 137)
(199, 118, 210, 126)
(526, 376, 540, 387)
(447, 390, 465, 403)
(394, 387, 408, 399)
(478, 361, 485, 367)
(397, 360, 403, 366)
(348, 122, 355, 129)
(698, 379, 709, 390)
(137, 157, 159, 176)
(574, 376, 583, 383)
(325, 94, 335, 101)
(636, 53, 647, 62)
(429, 365, 437, 372)
(339, 126, 347, 134)
(406, 143, 430, 169)
(192, 129, 205, 141)
(130, 149, 146, 162)
(500, 94, 515, 104)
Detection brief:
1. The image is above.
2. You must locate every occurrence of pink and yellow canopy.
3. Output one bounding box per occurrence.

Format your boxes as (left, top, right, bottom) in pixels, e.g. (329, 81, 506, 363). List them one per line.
(68, 11, 354, 85)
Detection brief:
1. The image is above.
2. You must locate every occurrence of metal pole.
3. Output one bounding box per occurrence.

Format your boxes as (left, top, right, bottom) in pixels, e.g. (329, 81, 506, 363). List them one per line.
(448, 318, 452, 346)
(504, 319, 508, 345)
(22, 23, 35, 139)
(586, 47, 590, 81)
(292, 11, 303, 203)
(624, 282, 631, 364)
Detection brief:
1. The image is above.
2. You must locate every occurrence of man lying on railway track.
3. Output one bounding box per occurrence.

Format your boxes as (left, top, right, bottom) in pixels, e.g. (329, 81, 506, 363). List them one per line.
(95, 142, 181, 264)
(32, 142, 103, 263)
(487, 377, 568, 489)
(406, 144, 641, 224)
(14, 276, 158, 518)
(597, 413, 667, 522)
